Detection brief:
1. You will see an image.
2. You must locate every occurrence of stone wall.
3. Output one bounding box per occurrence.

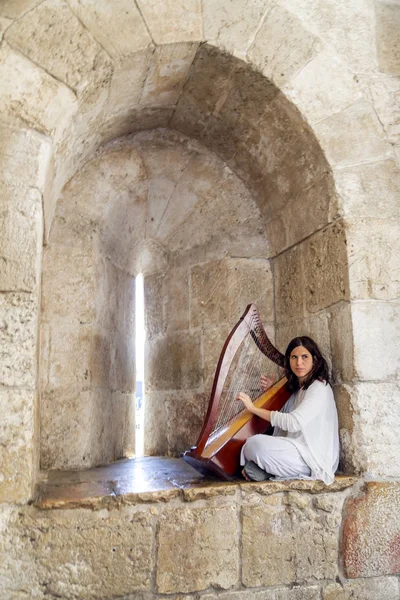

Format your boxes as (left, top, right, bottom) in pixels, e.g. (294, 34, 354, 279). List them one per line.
(0, 478, 399, 599)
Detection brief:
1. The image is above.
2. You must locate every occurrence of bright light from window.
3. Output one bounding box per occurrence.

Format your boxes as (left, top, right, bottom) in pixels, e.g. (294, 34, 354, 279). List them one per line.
(135, 273, 145, 457)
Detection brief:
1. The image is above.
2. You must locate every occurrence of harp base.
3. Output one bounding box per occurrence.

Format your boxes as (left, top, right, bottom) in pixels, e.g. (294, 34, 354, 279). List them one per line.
(182, 452, 238, 482)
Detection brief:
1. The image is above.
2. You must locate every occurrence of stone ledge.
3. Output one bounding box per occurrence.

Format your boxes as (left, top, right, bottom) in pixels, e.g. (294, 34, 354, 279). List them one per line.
(34, 456, 358, 510)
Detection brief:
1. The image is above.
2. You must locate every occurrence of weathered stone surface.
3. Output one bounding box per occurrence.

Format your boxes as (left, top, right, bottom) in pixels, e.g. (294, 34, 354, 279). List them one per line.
(351, 301, 400, 381)
(334, 159, 400, 220)
(0, 292, 37, 388)
(242, 491, 344, 586)
(41, 245, 96, 325)
(343, 482, 400, 578)
(137, 0, 202, 44)
(99, 107, 174, 146)
(303, 222, 349, 313)
(165, 391, 208, 455)
(376, 0, 400, 76)
(21, 507, 154, 597)
(267, 173, 337, 256)
(346, 218, 400, 301)
(191, 258, 273, 329)
(0, 0, 40, 19)
(345, 382, 400, 478)
(248, 5, 321, 86)
(0, 388, 35, 503)
(105, 50, 153, 120)
(283, 48, 363, 125)
(0, 186, 42, 292)
(5, 0, 112, 92)
(313, 101, 392, 168)
(279, 0, 376, 74)
(0, 43, 77, 135)
(68, 0, 152, 60)
(203, 0, 273, 57)
(274, 245, 304, 323)
(322, 577, 400, 600)
(143, 391, 169, 456)
(145, 331, 202, 391)
(157, 506, 239, 593)
(0, 17, 11, 40)
(329, 302, 354, 383)
(202, 587, 320, 600)
(366, 75, 400, 147)
(0, 125, 51, 192)
(140, 43, 198, 108)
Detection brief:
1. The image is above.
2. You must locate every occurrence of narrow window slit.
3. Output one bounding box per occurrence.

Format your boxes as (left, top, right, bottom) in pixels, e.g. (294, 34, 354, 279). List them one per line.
(135, 273, 145, 458)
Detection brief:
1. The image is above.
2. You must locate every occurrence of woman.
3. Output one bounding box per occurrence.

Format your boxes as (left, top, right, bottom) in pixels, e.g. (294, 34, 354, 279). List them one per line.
(237, 336, 339, 484)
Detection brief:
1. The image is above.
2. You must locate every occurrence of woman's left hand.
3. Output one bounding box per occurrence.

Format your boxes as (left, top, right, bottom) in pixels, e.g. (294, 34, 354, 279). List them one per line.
(237, 392, 254, 413)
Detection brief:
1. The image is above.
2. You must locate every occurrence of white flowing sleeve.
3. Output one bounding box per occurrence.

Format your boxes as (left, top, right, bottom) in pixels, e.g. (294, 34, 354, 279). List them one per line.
(270, 410, 302, 432)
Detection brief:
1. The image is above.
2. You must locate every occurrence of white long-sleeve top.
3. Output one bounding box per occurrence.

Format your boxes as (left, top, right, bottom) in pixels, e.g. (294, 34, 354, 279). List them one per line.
(270, 379, 339, 484)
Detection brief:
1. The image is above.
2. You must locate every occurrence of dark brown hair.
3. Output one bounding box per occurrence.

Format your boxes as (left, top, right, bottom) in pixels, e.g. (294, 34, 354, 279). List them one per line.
(284, 336, 330, 393)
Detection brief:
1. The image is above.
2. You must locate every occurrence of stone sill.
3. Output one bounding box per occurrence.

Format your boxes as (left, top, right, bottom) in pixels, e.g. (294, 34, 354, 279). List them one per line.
(34, 456, 357, 510)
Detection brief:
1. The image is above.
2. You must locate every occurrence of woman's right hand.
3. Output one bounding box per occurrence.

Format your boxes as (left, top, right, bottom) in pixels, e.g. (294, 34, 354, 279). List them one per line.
(260, 375, 274, 392)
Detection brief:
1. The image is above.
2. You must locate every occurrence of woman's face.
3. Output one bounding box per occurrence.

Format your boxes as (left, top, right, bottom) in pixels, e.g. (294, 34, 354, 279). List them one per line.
(289, 345, 313, 382)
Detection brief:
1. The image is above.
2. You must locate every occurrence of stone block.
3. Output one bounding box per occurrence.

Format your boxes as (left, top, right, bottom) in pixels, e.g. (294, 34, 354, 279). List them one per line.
(312, 101, 392, 168)
(283, 48, 363, 125)
(343, 482, 400, 577)
(164, 267, 190, 333)
(273, 245, 304, 323)
(165, 391, 208, 455)
(41, 244, 96, 325)
(0, 292, 37, 388)
(68, 0, 152, 60)
(0, 43, 77, 135)
(99, 107, 174, 146)
(21, 507, 154, 597)
(202, 588, 320, 600)
(347, 382, 400, 477)
(191, 258, 274, 329)
(156, 506, 239, 593)
(140, 42, 198, 108)
(367, 75, 400, 147)
(5, 0, 112, 92)
(146, 331, 202, 391)
(0, 17, 11, 40)
(0, 125, 51, 192)
(105, 50, 154, 120)
(0, 186, 42, 292)
(242, 492, 343, 587)
(334, 159, 400, 220)
(329, 302, 354, 383)
(0, 388, 35, 503)
(43, 323, 92, 391)
(267, 173, 337, 256)
(137, 0, 202, 44)
(0, 1, 40, 18)
(248, 4, 320, 86)
(202, 323, 236, 393)
(351, 301, 400, 381)
(143, 391, 169, 456)
(41, 388, 128, 470)
(346, 218, 400, 301)
(203, 0, 274, 57)
(376, 0, 400, 76)
(323, 577, 400, 600)
(303, 222, 350, 313)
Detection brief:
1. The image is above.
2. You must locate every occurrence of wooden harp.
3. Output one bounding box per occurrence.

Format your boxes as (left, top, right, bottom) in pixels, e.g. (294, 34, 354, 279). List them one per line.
(183, 304, 290, 480)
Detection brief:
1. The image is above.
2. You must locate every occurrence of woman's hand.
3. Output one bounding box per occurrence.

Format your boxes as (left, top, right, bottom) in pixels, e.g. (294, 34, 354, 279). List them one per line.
(260, 375, 274, 392)
(237, 392, 254, 413)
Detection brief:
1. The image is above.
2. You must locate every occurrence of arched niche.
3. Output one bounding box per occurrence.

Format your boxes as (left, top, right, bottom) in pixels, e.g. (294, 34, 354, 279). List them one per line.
(40, 47, 348, 470)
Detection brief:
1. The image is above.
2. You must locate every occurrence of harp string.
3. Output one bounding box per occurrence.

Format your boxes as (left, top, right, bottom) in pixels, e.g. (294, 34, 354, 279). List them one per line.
(212, 313, 271, 434)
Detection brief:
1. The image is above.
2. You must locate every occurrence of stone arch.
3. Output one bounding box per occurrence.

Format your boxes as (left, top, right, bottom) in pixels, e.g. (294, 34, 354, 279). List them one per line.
(1, 0, 398, 498)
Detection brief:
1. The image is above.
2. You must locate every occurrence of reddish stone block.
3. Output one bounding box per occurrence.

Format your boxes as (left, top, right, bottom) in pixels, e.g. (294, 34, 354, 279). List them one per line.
(342, 482, 400, 578)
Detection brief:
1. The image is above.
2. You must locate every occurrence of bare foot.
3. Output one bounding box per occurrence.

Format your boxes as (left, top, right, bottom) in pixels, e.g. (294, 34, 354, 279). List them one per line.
(242, 468, 251, 481)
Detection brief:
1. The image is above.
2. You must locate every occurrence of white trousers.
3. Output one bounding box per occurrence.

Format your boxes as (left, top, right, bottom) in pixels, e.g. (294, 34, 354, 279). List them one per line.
(240, 434, 311, 479)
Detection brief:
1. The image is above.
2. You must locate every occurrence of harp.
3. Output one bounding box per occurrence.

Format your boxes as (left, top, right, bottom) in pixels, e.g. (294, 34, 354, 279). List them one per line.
(183, 304, 290, 480)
